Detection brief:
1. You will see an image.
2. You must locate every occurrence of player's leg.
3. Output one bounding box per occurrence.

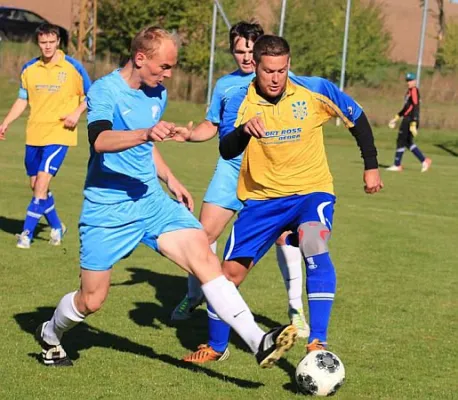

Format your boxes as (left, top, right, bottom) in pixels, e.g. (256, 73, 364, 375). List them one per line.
(38, 145, 68, 245)
(149, 195, 297, 368)
(171, 157, 241, 320)
(386, 119, 408, 172)
(36, 215, 144, 366)
(17, 146, 47, 248)
(406, 131, 432, 172)
(275, 232, 308, 338)
(294, 193, 337, 351)
(182, 197, 298, 365)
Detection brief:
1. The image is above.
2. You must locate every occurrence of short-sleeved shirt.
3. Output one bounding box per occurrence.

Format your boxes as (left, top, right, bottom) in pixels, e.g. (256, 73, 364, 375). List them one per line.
(219, 75, 363, 201)
(19, 50, 91, 146)
(206, 70, 255, 133)
(84, 69, 167, 205)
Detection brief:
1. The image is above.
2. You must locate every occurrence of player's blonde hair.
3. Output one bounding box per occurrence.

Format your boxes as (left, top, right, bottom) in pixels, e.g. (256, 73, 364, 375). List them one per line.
(130, 26, 178, 60)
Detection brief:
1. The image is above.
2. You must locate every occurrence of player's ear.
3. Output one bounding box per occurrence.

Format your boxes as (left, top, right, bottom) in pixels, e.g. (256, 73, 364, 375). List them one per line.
(134, 51, 146, 68)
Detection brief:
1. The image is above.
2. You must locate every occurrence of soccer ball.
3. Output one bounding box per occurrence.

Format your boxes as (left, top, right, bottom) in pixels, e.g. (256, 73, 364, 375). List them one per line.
(295, 350, 345, 396)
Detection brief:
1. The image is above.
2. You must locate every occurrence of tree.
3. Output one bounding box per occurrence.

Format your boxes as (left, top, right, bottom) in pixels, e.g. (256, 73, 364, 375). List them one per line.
(284, 0, 391, 85)
(97, 0, 212, 75)
(435, 19, 458, 70)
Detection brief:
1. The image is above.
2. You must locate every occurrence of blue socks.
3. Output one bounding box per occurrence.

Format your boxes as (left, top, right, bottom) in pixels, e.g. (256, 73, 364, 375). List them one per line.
(43, 192, 62, 230)
(305, 252, 336, 343)
(207, 303, 231, 352)
(23, 197, 46, 239)
(409, 144, 425, 162)
(394, 147, 405, 166)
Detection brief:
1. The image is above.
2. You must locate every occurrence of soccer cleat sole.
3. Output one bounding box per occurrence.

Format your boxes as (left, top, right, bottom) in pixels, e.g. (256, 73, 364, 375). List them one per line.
(35, 323, 73, 367)
(259, 325, 298, 369)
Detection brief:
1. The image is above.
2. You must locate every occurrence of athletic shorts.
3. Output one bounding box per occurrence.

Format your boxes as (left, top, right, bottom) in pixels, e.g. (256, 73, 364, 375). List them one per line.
(223, 192, 336, 265)
(24, 144, 69, 177)
(79, 190, 202, 271)
(203, 155, 243, 212)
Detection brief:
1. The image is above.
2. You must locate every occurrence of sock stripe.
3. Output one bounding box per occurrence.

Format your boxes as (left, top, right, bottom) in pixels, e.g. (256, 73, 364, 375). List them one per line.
(207, 308, 221, 321)
(44, 205, 55, 214)
(26, 211, 42, 219)
(308, 293, 335, 299)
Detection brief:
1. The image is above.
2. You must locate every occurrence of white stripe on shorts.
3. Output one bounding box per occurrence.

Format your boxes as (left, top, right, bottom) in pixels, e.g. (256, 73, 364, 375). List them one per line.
(224, 226, 236, 260)
(44, 146, 63, 173)
(317, 201, 332, 226)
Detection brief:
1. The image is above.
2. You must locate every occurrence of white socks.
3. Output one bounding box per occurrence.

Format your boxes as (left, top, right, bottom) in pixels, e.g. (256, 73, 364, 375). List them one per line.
(202, 275, 264, 353)
(187, 241, 217, 300)
(276, 244, 304, 310)
(43, 291, 85, 345)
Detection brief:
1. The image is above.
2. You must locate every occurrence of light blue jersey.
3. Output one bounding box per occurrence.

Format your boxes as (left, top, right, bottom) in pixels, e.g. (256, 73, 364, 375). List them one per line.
(79, 70, 201, 270)
(206, 69, 255, 130)
(203, 70, 254, 211)
(84, 69, 166, 205)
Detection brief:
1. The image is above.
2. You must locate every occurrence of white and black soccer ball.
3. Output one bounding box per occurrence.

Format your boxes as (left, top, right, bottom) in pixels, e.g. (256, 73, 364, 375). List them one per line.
(295, 350, 345, 396)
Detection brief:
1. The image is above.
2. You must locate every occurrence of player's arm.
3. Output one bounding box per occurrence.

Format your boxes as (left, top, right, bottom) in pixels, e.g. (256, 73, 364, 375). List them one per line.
(88, 120, 175, 153)
(153, 146, 194, 211)
(304, 77, 383, 193)
(0, 98, 28, 139)
(60, 100, 88, 130)
(175, 120, 218, 142)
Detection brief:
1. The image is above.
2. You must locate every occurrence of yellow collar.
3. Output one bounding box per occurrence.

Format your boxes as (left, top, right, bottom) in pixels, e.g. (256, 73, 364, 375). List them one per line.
(247, 77, 297, 105)
(38, 50, 66, 68)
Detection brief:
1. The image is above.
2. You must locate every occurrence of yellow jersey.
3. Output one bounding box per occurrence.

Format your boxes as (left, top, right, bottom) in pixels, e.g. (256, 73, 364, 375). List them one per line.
(219, 76, 363, 201)
(19, 50, 91, 146)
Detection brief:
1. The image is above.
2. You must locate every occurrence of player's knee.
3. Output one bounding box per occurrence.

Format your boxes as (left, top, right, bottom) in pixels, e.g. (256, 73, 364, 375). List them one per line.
(79, 292, 106, 315)
(298, 221, 331, 257)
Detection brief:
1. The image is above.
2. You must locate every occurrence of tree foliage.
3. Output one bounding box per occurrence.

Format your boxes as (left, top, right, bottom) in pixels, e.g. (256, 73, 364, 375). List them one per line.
(436, 19, 458, 70)
(283, 0, 391, 85)
(97, 0, 212, 75)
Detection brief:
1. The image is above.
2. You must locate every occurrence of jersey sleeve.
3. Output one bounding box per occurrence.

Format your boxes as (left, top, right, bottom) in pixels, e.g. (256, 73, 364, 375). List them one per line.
(218, 87, 249, 138)
(87, 79, 115, 124)
(19, 69, 28, 100)
(291, 76, 363, 128)
(65, 56, 92, 96)
(205, 79, 225, 124)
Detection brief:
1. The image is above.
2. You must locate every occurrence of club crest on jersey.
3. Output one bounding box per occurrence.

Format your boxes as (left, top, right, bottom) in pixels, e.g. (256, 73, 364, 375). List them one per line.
(57, 71, 67, 83)
(292, 101, 307, 120)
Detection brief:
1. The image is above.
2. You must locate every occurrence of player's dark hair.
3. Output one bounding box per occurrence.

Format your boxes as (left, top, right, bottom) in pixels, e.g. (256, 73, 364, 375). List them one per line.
(35, 23, 61, 42)
(130, 26, 178, 61)
(253, 35, 290, 63)
(229, 21, 264, 52)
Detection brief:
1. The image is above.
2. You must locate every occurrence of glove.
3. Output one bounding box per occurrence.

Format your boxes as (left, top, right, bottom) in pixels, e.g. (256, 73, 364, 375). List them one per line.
(388, 115, 400, 129)
(409, 121, 418, 137)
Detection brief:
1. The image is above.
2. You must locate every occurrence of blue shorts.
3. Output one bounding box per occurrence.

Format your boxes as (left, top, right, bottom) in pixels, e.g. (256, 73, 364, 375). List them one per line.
(24, 145, 69, 177)
(224, 192, 336, 265)
(203, 155, 243, 212)
(79, 190, 202, 271)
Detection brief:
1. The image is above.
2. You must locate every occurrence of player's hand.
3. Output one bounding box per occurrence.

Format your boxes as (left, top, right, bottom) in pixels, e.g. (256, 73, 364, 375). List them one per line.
(243, 117, 265, 138)
(409, 121, 418, 137)
(60, 111, 81, 130)
(166, 175, 194, 212)
(388, 115, 399, 129)
(363, 169, 384, 194)
(147, 121, 176, 142)
(172, 121, 194, 142)
(0, 122, 8, 140)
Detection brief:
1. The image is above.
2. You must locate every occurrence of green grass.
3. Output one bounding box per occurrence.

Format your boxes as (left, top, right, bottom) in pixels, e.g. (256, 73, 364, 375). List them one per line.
(0, 79, 457, 399)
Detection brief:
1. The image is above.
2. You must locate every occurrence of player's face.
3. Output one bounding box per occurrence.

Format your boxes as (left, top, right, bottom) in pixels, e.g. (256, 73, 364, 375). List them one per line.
(407, 79, 416, 89)
(37, 33, 60, 60)
(232, 37, 255, 74)
(254, 54, 290, 98)
(138, 39, 178, 88)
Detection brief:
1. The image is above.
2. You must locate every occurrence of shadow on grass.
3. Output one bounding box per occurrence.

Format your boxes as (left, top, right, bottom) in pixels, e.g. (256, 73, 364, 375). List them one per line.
(434, 142, 458, 157)
(0, 216, 47, 240)
(113, 267, 300, 394)
(13, 307, 263, 389)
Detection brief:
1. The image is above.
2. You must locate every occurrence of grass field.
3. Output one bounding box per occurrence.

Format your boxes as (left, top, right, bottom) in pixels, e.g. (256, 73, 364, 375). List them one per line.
(0, 76, 457, 399)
